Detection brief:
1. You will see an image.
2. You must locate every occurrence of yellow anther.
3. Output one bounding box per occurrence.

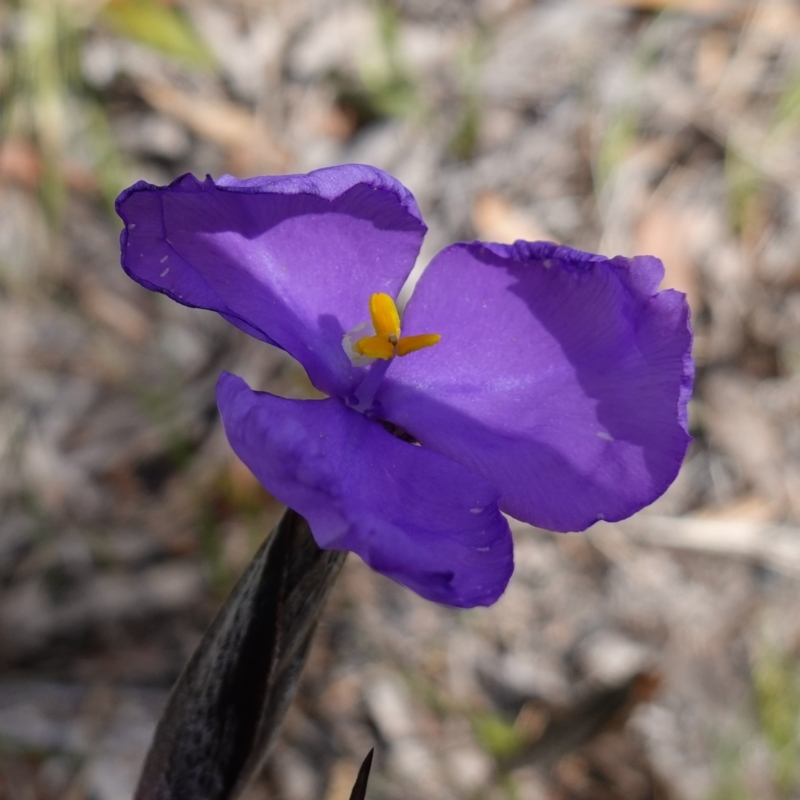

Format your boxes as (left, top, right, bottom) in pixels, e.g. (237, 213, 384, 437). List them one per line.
(369, 293, 401, 341)
(354, 335, 396, 360)
(396, 333, 442, 357)
(344, 292, 441, 365)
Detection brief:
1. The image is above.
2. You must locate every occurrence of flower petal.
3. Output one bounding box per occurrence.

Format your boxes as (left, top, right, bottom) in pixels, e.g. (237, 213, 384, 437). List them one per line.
(216, 372, 514, 607)
(377, 241, 693, 532)
(116, 166, 426, 398)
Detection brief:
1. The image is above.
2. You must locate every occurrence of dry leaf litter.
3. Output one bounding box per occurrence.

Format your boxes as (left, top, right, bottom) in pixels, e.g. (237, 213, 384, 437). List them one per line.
(1, 1, 800, 798)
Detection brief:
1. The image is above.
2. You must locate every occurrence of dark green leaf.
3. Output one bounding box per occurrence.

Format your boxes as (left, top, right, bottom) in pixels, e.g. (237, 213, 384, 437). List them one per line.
(348, 749, 375, 800)
(134, 509, 346, 800)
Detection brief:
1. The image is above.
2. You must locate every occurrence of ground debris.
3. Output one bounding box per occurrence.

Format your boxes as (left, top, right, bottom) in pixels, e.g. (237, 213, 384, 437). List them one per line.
(2, 0, 800, 798)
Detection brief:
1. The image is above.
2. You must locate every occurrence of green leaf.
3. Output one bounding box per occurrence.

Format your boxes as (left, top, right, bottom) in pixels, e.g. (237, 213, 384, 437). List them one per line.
(472, 712, 527, 760)
(99, 0, 213, 67)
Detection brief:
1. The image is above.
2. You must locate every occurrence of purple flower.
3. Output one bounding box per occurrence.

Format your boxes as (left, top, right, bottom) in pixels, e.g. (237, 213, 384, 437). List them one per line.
(116, 165, 693, 608)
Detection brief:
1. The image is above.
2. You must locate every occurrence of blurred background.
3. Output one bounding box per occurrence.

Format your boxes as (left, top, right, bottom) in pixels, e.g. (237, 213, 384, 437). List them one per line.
(1, 0, 800, 797)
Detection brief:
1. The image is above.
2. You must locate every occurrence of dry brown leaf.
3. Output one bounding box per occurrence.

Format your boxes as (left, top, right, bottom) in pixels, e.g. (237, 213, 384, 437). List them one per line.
(695, 31, 732, 92)
(80, 282, 151, 343)
(749, 0, 800, 37)
(0, 139, 99, 194)
(137, 80, 291, 175)
(693, 493, 776, 523)
(471, 192, 554, 244)
(0, 140, 43, 189)
(635, 197, 699, 312)
(323, 760, 362, 800)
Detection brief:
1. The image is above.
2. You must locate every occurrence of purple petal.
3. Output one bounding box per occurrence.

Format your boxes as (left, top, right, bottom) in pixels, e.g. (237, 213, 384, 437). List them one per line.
(378, 241, 693, 532)
(116, 166, 426, 398)
(216, 373, 513, 607)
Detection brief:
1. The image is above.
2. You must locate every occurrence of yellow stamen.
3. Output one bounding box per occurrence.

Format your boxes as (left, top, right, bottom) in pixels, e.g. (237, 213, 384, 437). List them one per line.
(354, 335, 396, 360)
(369, 293, 401, 340)
(396, 333, 442, 357)
(343, 293, 442, 365)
